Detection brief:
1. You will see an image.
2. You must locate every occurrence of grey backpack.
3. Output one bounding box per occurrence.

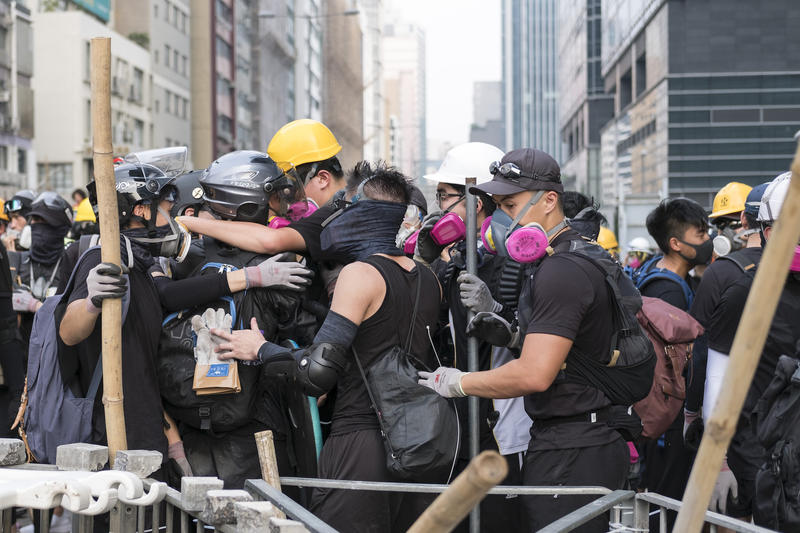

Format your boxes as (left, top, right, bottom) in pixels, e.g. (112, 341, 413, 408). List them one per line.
(23, 245, 129, 463)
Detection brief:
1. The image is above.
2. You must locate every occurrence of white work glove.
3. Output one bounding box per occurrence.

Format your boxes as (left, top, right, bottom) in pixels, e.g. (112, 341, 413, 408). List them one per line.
(457, 272, 502, 314)
(12, 289, 40, 313)
(85, 262, 127, 313)
(244, 254, 312, 291)
(191, 308, 233, 365)
(709, 458, 738, 514)
(418, 367, 468, 398)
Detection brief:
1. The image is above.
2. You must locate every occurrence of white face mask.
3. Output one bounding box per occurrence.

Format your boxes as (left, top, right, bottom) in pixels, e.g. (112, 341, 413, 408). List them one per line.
(18, 224, 31, 250)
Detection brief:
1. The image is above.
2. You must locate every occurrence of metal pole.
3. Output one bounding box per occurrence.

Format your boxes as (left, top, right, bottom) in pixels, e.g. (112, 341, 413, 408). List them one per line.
(464, 176, 480, 533)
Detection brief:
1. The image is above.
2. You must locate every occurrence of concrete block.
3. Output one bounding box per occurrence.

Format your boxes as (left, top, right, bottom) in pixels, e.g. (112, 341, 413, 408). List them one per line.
(180, 476, 224, 512)
(56, 443, 108, 471)
(200, 489, 253, 525)
(112, 450, 163, 478)
(234, 501, 281, 533)
(0, 438, 25, 466)
(269, 517, 310, 532)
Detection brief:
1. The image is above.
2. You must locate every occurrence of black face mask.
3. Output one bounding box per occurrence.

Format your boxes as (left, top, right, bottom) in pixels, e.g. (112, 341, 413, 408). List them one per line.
(678, 238, 713, 267)
(319, 200, 407, 264)
(29, 223, 68, 265)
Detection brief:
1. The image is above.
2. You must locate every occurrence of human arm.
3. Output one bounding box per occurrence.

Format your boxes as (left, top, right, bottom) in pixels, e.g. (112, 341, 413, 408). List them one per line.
(177, 216, 306, 255)
(59, 261, 127, 346)
(163, 411, 192, 477)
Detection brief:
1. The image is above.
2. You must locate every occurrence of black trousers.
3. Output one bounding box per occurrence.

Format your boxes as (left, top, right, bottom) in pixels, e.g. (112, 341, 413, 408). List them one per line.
(521, 437, 628, 533)
(310, 428, 435, 533)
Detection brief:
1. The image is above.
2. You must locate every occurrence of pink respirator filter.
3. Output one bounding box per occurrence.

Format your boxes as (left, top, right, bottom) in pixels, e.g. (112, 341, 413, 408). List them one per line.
(267, 216, 291, 229)
(480, 217, 495, 253)
(403, 230, 420, 255)
(792, 245, 800, 272)
(506, 224, 549, 263)
(430, 212, 466, 246)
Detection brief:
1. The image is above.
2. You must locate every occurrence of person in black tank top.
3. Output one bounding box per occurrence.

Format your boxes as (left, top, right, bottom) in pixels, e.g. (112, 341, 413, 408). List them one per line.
(211, 163, 445, 532)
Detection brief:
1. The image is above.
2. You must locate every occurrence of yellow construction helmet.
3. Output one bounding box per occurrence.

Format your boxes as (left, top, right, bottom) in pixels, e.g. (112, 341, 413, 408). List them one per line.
(267, 119, 342, 172)
(74, 197, 96, 223)
(710, 181, 752, 221)
(0, 199, 8, 222)
(597, 226, 619, 251)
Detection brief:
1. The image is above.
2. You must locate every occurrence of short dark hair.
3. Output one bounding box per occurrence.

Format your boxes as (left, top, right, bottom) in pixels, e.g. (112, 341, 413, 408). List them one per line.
(446, 183, 496, 217)
(743, 212, 758, 231)
(646, 198, 709, 255)
(295, 156, 343, 184)
(346, 160, 410, 204)
(72, 188, 87, 201)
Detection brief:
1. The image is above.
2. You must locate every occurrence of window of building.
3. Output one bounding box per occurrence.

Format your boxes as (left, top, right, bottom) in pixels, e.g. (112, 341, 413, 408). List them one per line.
(84, 41, 90, 81)
(173, 49, 179, 71)
(216, 0, 232, 24)
(133, 119, 144, 146)
(182, 98, 188, 119)
(174, 93, 180, 115)
(154, 3, 158, 18)
(620, 68, 632, 109)
(165, 89, 172, 113)
(181, 12, 187, 33)
(17, 148, 25, 175)
(635, 54, 646, 97)
(165, 44, 170, 67)
(38, 163, 73, 194)
(216, 36, 232, 60)
(154, 49, 159, 64)
(173, 5, 178, 26)
(182, 55, 188, 76)
(155, 99, 159, 113)
(132, 68, 144, 103)
(0, 146, 7, 169)
(165, 0, 171, 22)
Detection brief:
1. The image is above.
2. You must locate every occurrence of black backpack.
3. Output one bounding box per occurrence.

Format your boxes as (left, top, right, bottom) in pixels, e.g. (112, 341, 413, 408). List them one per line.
(547, 237, 656, 406)
(751, 354, 800, 530)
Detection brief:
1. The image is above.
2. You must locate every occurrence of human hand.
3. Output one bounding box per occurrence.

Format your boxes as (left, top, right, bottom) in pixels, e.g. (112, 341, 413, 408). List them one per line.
(12, 289, 41, 313)
(457, 272, 502, 313)
(466, 312, 521, 349)
(415, 211, 446, 263)
(245, 253, 313, 291)
(191, 308, 233, 364)
(213, 317, 266, 362)
(709, 459, 738, 514)
(85, 262, 127, 313)
(167, 441, 193, 477)
(418, 366, 468, 398)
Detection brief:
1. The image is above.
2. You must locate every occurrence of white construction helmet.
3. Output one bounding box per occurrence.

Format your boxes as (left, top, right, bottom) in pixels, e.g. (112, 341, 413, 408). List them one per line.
(758, 171, 791, 223)
(627, 237, 654, 254)
(424, 142, 504, 186)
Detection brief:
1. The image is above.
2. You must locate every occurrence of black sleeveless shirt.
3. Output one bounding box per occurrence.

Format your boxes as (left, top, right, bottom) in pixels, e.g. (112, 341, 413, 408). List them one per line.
(330, 255, 441, 435)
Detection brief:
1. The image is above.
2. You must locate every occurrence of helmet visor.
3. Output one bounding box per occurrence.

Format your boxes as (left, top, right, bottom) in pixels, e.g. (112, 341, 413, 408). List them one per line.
(124, 146, 188, 177)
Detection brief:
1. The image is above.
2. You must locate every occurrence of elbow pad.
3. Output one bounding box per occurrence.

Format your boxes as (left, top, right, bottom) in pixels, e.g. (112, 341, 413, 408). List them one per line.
(261, 342, 348, 397)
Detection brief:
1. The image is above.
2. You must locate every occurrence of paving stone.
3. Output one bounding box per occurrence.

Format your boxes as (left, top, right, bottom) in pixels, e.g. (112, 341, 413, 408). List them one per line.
(0, 438, 25, 466)
(56, 443, 108, 471)
(112, 449, 163, 478)
(180, 476, 224, 512)
(269, 517, 310, 532)
(200, 489, 253, 525)
(234, 501, 281, 533)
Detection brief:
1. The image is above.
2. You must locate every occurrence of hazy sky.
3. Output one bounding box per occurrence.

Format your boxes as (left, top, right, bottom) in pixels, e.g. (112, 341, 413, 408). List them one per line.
(388, 0, 503, 146)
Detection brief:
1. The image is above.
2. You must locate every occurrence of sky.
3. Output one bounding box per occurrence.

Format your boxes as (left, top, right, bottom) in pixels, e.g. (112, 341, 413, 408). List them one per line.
(387, 0, 503, 148)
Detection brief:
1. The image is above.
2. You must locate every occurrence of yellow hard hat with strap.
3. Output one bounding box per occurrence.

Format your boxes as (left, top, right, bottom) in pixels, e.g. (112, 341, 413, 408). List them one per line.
(267, 119, 342, 173)
(597, 226, 618, 251)
(710, 181, 752, 221)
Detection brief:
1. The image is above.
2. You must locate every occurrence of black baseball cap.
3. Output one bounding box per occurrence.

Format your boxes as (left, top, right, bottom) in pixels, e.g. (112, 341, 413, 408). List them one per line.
(471, 148, 563, 196)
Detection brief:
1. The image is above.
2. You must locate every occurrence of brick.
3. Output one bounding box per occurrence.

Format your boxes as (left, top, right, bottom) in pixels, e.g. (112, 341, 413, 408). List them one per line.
(200, 489, 253, 525)
(234, 501, 281, 533)
(180, 476, 224, 512)
(269, 517, 310, 532)
(112, 450, 163, 478)
(56, 443, 108, 471)
(0, 438, 25, 466)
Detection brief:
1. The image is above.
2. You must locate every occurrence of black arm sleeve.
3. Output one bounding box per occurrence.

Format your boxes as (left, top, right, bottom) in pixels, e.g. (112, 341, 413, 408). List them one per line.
(153, 272, 232, 312)
(685, 333, 707, 412)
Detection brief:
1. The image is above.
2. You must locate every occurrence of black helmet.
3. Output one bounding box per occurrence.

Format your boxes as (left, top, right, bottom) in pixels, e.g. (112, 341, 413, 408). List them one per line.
(171, 170, 205, 217)
(87, 162, 176, 227)
(4, 189, 37, 217)
(28, 192, 74, 228)
(200, 150, 300, 223)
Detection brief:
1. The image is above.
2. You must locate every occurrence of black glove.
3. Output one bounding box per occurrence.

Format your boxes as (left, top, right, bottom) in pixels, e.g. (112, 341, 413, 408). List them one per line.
(466, 312, 521, 350)
(415, 211, 445, 263)
(684, 415, 704, 452)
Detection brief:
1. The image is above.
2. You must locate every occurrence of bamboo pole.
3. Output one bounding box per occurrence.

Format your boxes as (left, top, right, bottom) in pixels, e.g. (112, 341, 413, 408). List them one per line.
(674, 142, 800, 531)
(90, 37, 127, 464)
(255, 430, 286, 519)
(407, 450, 508, 533)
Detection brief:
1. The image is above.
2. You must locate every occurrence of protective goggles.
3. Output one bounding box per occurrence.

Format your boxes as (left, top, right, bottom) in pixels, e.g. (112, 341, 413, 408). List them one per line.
(489, 161, 534, 181)
(4, 198, 24, 214)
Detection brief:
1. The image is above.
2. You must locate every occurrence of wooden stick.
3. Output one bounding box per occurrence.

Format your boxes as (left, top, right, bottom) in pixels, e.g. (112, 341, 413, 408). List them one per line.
(255, 430, 286, 519)
(408, 450, 508, 533)
(675, 142, 800, 532)
(90, 37, 127, 465)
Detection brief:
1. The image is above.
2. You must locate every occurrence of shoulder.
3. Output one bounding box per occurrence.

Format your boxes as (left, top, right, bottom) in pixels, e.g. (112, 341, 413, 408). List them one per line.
(538, 253, 595, 286)
(338, 261, 384, 291)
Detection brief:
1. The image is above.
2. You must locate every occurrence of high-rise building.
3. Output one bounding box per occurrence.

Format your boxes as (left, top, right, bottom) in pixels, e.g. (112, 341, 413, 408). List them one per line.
(33, 10, 152, 194)
(382, 22, 425, 178)
(114, 0, 192, 160)
(233, 0, 257, 152)
(557, 0, 613, 196)
(469, 81, 504, 149)
(0, 0, 34, 196)
(502, 0, 561, 160)
(600, 0, 800, 211)
(360, 0, 383, 162)
(322, 0, 363, 170)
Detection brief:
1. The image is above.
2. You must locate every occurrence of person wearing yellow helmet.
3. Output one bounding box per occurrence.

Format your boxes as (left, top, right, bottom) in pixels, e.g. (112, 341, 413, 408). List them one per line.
(709, 181, 753, 257)
(179, 119, 348, 260)
(0, 199, 8, 236)
(597, 226, 620, 259)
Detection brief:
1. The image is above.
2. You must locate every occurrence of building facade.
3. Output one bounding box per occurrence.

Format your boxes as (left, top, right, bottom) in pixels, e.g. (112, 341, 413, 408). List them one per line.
(360, 0, 384, 162)
(469, 80, 504, 149)
(382, 22, 425, 178)
(34, 10, 152, 193)
(558, 0, 613, 196)
(114, 0, 192, 161)
(600, 0, 800, 211)
(502, 0, 561, 160)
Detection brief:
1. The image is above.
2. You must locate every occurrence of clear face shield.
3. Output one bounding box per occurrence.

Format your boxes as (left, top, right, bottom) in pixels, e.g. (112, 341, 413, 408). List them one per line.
(124, 146, 188, 177)
(266, 164, 312, 227)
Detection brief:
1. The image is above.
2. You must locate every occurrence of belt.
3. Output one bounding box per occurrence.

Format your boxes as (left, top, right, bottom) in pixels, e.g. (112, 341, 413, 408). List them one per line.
(534, 406, 614, 429)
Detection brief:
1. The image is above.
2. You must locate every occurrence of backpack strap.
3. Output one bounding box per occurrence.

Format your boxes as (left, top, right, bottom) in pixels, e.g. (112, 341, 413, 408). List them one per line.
(717, 250, 759, 274)
(634, 256, 694, 309)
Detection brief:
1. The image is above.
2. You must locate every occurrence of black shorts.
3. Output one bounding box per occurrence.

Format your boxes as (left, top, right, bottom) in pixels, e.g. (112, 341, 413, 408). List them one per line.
(521, 437, 628, 533)
(310, 428, 434, 533)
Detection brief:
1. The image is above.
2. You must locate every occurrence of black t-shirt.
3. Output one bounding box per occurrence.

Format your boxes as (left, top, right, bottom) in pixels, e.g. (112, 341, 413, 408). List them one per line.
(691, 247, 763, 353)
(55, 247, 168, 457)
(521, 230, 620, 451)
(641, 278, 689, 310)
(288, 204, 337, 261)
